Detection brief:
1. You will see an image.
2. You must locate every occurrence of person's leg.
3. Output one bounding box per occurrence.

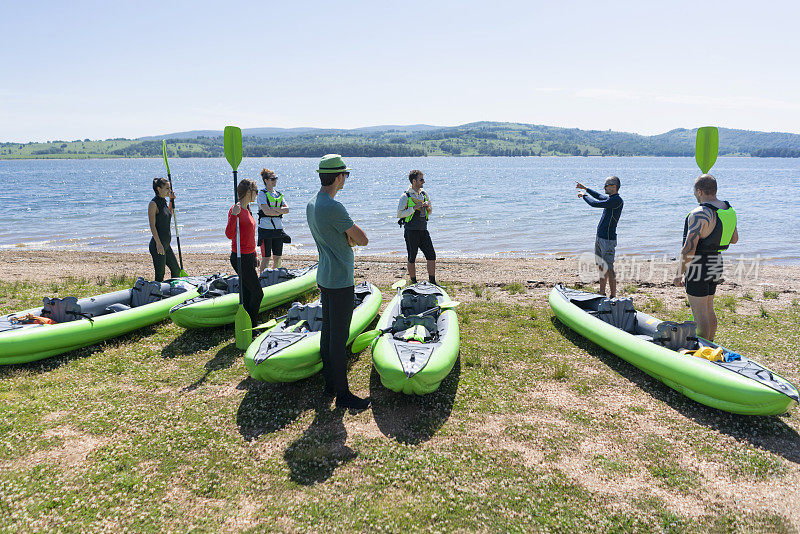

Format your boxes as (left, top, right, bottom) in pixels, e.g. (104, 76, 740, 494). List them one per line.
(598, 266, 607, 296)
(420, 231, 437, 285)
(164, 245, 181, 279)
(272, 237, 283, 269)
(687, 294, 712, 340)
(149, 239, 166, 282)
(244, 253, 264, 327)
(328, 286, 355, 395)
(706, 296, 718, 341)
(259, 245, 271, 274)
(319, 286, 334, 393)
(608, 267, 616, 298)
(405, 230, 419, 282)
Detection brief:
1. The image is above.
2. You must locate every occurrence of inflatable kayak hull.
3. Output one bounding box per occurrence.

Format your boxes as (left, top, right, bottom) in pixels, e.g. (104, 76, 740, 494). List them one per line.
(549, 284, 799, 415)
(244, 282, 382, 383)
(372, 281, 460, 395)
(0, 277, 203, 365)
(169, 265, 317, 329)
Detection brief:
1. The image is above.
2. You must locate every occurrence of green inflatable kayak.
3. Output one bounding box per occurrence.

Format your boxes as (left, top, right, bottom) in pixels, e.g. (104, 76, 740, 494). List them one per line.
(372, 281, 460, 395)
(169, 264, 317, 329)
(244, 282, 382, 382)
(549, 284, 799, 415)
(0, 276, 205, 365)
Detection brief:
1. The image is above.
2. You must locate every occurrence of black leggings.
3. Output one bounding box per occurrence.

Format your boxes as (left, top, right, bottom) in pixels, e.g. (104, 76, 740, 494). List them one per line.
(230, 252, 264, 328)
(319, 284, 354, 394)
(149, 238, 180, 282)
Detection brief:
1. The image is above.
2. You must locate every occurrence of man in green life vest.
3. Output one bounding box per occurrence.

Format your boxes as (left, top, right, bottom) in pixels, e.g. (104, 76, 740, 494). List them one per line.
(674, 174, 738, 341)
(397, 169, 437, 285)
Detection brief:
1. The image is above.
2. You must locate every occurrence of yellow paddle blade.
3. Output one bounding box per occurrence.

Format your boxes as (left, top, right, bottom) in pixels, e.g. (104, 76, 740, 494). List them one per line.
(234, 305, 252, 349)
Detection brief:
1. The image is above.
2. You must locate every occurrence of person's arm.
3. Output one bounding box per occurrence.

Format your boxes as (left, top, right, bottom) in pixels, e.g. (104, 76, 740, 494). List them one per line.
(582, 191, 614, 208)
(225, 206, 239, 240)
(674, 207, 712, 286)
(346, 224, 368, 246)
(397, 193, 414, 219)
(729, 227, 739, 244)
(277, 198, 289, 215)
(148, 201, 164, 254)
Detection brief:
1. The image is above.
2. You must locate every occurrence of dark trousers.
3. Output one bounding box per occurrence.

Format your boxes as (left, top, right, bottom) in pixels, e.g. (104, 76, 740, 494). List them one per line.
(149, 238, 180, 282)
(230, 252, 264, 328)
(319, 284, 354, 394)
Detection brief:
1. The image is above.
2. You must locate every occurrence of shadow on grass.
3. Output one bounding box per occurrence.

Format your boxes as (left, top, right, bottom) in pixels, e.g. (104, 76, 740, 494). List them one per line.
(551, 316, 800, 465)
(369, 357, 460, 444)
(0, 323, 161, 378)
(284, 404, 355, 485)
(160, 325, 232, 359)
(235, 375, 324, 441)
(182, 342, 241, 393)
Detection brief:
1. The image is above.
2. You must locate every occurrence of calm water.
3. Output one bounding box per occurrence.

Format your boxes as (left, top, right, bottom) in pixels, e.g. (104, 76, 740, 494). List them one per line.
(0, 157, 797, 263)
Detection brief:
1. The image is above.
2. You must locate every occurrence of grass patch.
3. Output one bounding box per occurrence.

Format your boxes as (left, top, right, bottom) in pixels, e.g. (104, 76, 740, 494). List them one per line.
(716, 294, 737, 313)
(623, 284, 639, 294)
(470, 283, 483, 297)
(0, 277, 797, 531)
(763, 290, 779, 300)
(643, 296, 666, 314)
(501, 282, 525, 295)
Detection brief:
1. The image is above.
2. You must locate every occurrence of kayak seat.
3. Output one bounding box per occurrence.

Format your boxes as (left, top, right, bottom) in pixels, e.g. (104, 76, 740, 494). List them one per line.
(354, 281, 372, 307)
(653, 321, 698, 351)
(41, 296, 83, 323)
(591, 297, 637, 333)
(285, 303, 323, 333)
(259, 268, 294, 287)
(225, 276, 240, 295)
(391, 314, 437, 335)
(105, 303, 131, 313)
(393, 324, 433, 343)
(130, 277, 163, 308)
(400, 293, 439, 316)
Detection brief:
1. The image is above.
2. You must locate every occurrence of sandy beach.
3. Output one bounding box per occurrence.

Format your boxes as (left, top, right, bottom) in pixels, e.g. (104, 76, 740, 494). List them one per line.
(1, 250, 797, 314)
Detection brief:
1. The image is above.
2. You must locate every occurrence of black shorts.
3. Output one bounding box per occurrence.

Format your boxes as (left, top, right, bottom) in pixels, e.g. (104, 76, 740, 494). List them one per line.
(404, 229, 436, 262)
(258, 228, 284, 257)
(685, 255, 722, 298)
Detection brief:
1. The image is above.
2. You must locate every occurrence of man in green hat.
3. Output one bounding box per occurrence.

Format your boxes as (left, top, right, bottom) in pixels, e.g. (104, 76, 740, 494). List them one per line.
(306, 154, 371, 410)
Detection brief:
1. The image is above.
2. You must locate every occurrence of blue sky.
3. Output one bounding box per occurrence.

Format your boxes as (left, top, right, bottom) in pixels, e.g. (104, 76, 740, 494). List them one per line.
(2, 0, 799, 141)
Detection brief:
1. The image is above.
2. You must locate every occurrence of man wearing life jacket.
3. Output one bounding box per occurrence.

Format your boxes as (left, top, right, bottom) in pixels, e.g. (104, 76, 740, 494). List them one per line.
(397, 170, 437, 285)
(674, 174, 738, 341)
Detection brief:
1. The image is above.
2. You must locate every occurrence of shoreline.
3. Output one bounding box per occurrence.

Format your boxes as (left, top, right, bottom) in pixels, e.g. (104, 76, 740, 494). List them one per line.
(2, 250, 797, 314)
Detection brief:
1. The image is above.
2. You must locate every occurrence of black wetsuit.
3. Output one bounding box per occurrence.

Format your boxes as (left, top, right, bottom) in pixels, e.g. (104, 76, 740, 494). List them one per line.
(683, 202, 731, 297)
(149, 196, 180, 282)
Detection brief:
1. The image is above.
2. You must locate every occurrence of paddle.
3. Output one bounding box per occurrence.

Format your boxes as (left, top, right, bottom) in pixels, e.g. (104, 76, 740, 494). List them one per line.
(161, 140, 188, 277)
(224, 126, 250, 349)
(695, 126, 719, 174)
(350, 300, 460, 353)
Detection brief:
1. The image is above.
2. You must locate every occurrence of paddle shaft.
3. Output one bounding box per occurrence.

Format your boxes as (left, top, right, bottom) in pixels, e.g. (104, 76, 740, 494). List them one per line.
(164, 171, 185, 270)
(232, 170, 243, 305)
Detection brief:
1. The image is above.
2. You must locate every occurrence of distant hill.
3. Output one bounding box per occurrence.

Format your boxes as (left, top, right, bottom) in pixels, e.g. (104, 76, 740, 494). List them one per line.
(3, 122, 799, 159)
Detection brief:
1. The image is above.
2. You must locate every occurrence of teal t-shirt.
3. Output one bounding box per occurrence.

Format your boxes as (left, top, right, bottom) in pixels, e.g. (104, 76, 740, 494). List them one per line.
(306, 190, 355, 289)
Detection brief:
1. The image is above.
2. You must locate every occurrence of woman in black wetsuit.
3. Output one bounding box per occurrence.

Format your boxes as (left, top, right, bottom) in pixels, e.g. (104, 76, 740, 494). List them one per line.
(148, 177, 181, 282)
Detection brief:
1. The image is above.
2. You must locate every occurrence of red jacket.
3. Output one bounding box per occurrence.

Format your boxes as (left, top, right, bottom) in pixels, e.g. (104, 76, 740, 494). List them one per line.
(226, 206, 256, 254)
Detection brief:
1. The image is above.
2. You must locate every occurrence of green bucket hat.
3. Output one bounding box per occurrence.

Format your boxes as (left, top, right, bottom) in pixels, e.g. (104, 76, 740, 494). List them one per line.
(316, 154, 351, 174)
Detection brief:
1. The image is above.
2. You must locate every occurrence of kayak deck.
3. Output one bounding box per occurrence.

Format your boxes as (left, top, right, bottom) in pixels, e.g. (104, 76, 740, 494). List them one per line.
(244, 281, 382, 383)
(169, 264, 317, 328)
(550, 284, 799, 415)
(372, 281, 460, 395)
(0, 276, 206, 365)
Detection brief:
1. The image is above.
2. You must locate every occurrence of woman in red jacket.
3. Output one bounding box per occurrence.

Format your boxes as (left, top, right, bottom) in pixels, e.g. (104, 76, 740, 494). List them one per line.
(225, 179, 263, 328)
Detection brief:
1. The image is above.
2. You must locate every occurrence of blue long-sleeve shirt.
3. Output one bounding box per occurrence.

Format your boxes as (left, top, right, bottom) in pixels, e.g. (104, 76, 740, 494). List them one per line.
(583, 188, 623, 240)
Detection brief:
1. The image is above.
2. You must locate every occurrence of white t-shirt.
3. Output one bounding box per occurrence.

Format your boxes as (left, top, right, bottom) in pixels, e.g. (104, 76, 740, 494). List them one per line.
(257, 189, 287, 230)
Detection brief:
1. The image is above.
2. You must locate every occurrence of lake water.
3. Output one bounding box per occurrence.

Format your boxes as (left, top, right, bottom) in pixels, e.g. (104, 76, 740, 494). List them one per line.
(0, 157, 797, 263)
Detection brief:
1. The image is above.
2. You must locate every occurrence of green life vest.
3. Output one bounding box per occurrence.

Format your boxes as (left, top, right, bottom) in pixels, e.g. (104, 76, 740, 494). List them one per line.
(403, 192, 430, 223)
(683, 202, 737, 252)
(258, 190, 284, 220)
